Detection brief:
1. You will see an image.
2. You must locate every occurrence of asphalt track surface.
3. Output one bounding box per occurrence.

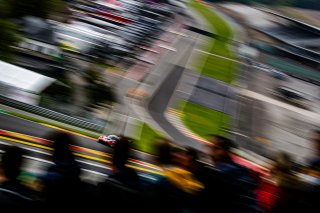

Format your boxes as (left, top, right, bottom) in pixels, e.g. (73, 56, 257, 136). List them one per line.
(0, 113, 162, 179)
(148, 65, 204, 150)
(146, 24, 207, 151)
(0, 113, 108, 152)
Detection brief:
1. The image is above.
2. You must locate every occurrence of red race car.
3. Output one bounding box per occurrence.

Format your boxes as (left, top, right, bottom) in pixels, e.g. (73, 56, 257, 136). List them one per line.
(97, 135, 120, 147)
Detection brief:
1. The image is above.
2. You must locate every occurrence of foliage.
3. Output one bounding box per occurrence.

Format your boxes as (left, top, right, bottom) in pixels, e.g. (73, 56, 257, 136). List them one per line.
(87, 83, 116, 105)
(0, 20, 20, 61)
(0, 0, 63, 61)
(8, 0, 63, 18)
(41, 80, 73, 104)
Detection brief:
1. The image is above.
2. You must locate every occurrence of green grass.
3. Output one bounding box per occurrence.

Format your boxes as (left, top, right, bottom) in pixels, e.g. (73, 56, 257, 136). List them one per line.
(181, 101, 229, 138)
(177, 1, 236, 138)
(190, 0, 236, 83)
(133, 122, 162, 154)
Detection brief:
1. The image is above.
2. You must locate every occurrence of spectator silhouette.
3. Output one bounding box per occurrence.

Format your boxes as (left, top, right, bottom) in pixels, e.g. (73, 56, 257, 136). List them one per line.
(0, 146, 36, 211)
(41, 131, 86, 211)
(304, 130, 320, 212)
(97, 136, 142, 212)
(155, 147, 204, 213)
(269, 152, 306, 213)
(110, 136, 140, 189)
(201, 135, 262, 213)
(155, 139, 172, 167)
(184, 147, 208, 180)
(309, 130, 320, 174)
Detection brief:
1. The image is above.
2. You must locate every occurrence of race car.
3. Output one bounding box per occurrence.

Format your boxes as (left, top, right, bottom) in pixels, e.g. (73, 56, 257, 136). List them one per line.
(97, 135, 120, 147)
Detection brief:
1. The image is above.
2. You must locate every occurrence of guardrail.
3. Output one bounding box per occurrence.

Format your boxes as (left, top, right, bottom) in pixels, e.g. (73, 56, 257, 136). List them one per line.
(0, 95, 105, 132)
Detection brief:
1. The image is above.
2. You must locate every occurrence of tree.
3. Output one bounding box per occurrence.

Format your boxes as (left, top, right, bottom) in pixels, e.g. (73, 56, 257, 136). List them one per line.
(39, 80, 73, 109)
(294, 0, 320, 10)
(87, 83, 116, 106)
(9, 0, 63, 19)
(0, 1, 20, 61)
(0, 0, 64, 61)
(0, 0, 11, 17)
(0, 20, 20, 61)
(84, 66, 116, 106)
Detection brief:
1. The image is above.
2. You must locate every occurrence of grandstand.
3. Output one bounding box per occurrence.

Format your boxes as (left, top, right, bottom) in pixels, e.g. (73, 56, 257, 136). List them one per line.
(257, 8, 320, 62)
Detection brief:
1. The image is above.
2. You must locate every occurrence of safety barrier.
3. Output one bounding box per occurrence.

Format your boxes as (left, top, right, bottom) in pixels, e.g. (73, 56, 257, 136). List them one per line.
(0, 95, 105, 132)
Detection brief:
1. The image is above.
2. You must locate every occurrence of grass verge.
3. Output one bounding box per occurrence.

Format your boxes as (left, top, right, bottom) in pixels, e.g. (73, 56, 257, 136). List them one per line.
(180, 101, 229, 138)
(179, 1, 235, 138)
(190, 0, 236, 83)
(133, 122, 162, 155)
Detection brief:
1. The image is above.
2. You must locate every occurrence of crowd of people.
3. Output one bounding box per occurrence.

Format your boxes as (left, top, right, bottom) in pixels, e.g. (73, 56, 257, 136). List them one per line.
(0, 130, 319, 212)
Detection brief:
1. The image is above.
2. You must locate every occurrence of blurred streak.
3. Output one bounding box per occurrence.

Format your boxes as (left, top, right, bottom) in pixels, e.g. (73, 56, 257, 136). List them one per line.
(0, 0, 320, 212)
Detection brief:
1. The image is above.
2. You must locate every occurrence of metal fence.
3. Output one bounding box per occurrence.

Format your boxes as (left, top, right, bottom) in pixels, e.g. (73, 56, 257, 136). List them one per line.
(0, 94, 105, 132)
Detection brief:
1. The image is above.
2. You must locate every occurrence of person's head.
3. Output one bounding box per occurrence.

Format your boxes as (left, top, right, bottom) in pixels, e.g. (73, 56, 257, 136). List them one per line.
(186, 147, 198, 163)
(185, 147, 201, 171)
(170, 146, 200, 170)
(1, 146, 24, 180)
(47, 131, 75, 163)
(273, 152, 294, 174)
(171, 148, 189, 169)
(155, 139, 172, 166)
(112, 136, 131, 171)
(208, 135, 235, 163)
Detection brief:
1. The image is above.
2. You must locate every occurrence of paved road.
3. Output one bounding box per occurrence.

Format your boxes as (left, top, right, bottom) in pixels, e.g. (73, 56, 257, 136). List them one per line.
(0, 113, 107, 152)
(236, 62, 319, 162)
(108, 15, 186, 136)
(144, 14, 209, 151)
(106, 12, 207, 149)
(148, 65, 203, 150)
(0, 111, 166, 187)
(0, 112, 156, 164)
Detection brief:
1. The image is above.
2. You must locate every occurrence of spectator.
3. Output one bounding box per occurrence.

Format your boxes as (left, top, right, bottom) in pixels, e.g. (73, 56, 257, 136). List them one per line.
(109, 136, 140, 189)
(184, 147, 208, 180)
(309, 130, 320, 174)
(270, 152, 306, 213)
(256, 175, 279, 213)
(155, 139, 172, 167)
(0, 146, 36, 211)
(97, 136, 142, 212)
(41, 131, 88, 211)
(202, 135, 262, 213)
(303, 130, 320, 211)
(172, 146, 210, 185)
(155, 147, 204, 213)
